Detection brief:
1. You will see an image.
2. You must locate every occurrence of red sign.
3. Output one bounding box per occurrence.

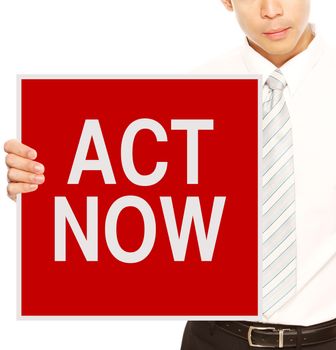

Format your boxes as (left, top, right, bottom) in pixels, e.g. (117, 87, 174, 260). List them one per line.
(18, 76, 261, 318)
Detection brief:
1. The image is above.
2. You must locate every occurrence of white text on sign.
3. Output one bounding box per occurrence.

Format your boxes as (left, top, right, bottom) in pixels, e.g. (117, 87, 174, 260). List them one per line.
(54, 119, 226, 263)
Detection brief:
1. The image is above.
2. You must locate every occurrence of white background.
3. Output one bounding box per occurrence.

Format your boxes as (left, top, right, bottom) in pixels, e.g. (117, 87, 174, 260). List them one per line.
(0, 0, 335, 349)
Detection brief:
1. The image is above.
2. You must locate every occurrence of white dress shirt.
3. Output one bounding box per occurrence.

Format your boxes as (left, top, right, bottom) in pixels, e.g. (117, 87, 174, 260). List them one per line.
(191, 24, 336, 326)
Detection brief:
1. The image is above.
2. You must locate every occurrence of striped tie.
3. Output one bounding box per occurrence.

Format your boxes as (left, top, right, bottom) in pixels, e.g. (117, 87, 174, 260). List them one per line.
(262, 69, 297, 318)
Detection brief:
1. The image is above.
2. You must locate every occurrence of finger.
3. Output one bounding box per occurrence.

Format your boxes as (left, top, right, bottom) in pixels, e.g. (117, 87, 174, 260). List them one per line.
(7, 182, 38, 200)
(5, 154, 44, 174)
(7, 168, 45, 185)
(3, 139, 37, 160)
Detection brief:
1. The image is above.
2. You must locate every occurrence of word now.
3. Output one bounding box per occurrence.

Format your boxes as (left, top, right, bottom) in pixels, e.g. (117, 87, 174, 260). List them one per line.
(68, 118, 214, 185)
(54, 195, 226, 263)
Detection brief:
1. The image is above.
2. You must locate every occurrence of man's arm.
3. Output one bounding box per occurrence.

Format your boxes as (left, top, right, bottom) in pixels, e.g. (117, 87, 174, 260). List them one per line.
(4, 139, 45, 201)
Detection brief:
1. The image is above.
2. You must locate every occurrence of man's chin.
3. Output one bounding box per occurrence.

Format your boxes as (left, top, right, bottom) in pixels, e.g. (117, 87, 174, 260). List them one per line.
(256, 40, 297, 58)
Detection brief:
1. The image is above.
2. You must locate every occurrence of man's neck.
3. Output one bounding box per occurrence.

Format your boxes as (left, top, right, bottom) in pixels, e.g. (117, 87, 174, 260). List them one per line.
(247, 24, 315, 68)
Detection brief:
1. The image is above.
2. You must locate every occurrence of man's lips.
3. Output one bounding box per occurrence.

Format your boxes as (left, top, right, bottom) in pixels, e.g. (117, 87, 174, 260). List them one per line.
(264, 27, 290, 34)
(263, 27, 291, 40)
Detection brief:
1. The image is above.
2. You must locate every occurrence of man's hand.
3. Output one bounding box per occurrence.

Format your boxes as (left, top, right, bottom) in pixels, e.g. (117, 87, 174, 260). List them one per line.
(4, 139, 45, 201)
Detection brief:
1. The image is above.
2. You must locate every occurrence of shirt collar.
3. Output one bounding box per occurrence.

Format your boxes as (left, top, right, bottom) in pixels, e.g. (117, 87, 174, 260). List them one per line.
(241, 23, 326, 95)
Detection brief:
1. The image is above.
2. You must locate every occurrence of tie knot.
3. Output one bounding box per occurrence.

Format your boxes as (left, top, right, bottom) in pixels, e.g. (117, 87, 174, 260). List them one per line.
(266, 69, 287, 91)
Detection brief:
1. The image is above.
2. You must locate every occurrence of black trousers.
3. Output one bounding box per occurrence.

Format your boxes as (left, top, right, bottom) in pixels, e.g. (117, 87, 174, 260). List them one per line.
(180, 320, 336, 350)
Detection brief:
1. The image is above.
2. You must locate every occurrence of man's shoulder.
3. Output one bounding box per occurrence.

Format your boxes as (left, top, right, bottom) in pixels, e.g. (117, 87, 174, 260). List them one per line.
(322, 42, 336, 63)
(190, 46, 247, 74)
(311, 41, 336, 78)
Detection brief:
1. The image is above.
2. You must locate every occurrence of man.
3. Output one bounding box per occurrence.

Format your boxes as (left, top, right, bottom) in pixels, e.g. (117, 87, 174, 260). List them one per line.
(4, 0, 336, 348)
(179, 0, 336, 349)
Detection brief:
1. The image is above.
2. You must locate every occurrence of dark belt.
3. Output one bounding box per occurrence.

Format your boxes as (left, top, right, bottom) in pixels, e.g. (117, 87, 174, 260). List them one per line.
(213, 318, 336, 348)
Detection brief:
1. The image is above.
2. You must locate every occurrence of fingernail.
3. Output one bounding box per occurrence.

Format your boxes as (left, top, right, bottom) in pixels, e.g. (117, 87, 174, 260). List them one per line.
(28, 150, 37, 159)
(34, 175, 44, 184)
(30, 184, 38, 190)
(34, 164, 44, 172)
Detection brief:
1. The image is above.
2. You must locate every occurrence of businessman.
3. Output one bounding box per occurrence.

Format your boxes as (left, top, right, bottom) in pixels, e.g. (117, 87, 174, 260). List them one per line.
(4, 0, 336, 348)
